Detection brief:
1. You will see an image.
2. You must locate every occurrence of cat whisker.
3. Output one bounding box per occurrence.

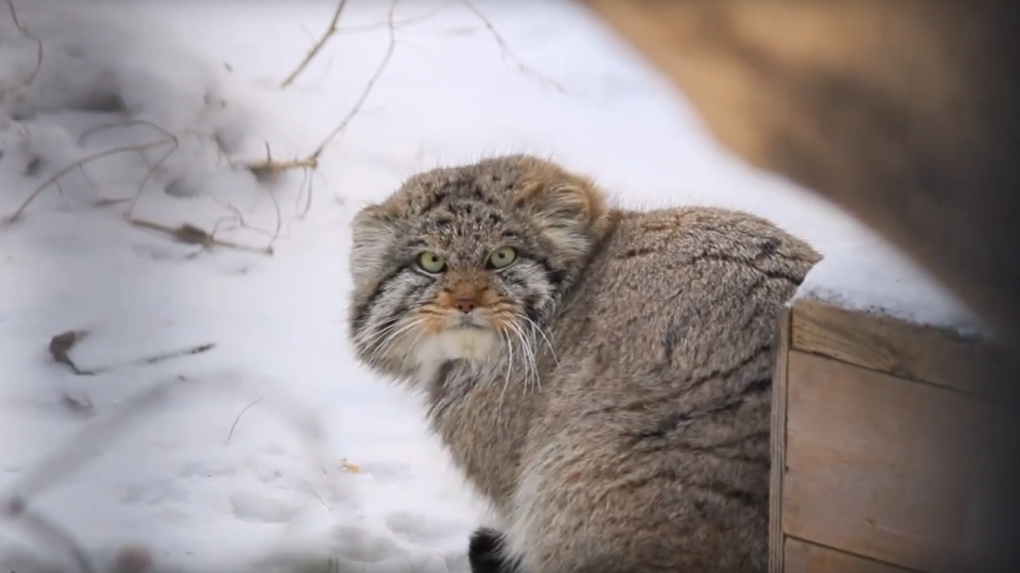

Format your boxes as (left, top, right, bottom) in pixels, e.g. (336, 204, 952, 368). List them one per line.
(496, 328, 514, 425)
(507, 319, 540, 395)
(511, 315, 547, 394)
(366, 318, 427, 361)
(519, 313, 559, 367)
(359, 317, 417, 348)
(360, 321, 416, 353)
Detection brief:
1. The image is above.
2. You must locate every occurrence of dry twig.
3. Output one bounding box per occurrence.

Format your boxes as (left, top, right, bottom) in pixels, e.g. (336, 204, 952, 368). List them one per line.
(246, 150, 319, 185)
(74, 119, 230, 220)
(6, 0, 43, 88)
(459, 0, 563, 92)
(49, 330, 214, 376)
(76, 119, 215, 149)
(226, 397, 265, 445)
(310, 0, 399, 160)
(335, 1, 449, 34)
(209, 196, 279, 244)
(127, 141, 180, 219)
(280, 0, 351, 88)
(129, 218, 275, 255)
(135, 342, 216, 366)
(256, 0, 556, 192)
(3, 138, 175, 223)
(249, 0, 401, 183)
(67, 119, 278, 252)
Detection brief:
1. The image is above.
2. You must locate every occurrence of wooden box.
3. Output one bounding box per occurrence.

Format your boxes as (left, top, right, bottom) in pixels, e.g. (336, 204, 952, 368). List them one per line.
(770, 299, 1020, 573)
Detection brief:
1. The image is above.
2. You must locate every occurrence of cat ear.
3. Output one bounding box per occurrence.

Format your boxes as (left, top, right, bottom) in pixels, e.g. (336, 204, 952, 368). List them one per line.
(350, 203, 402, 292)
(518, 178, 609, 261)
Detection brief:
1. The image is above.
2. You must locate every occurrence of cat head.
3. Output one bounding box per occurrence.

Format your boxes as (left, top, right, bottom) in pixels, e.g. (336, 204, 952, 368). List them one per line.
(347, 154, 613, 384)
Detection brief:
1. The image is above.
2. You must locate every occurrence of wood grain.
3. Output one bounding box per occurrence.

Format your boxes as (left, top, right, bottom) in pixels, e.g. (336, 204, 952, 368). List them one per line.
(783, 351, 1020, 572)
(581, 0, 1020, 351)
(784, 537, 920, 573)
(768, 307, 791, 573)
(789, 299, 1020, 402)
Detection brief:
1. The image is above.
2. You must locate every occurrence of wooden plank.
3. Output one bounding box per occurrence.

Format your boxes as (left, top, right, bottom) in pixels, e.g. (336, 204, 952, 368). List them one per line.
(783, 351, 1020, 573)
(789, 299, 1020, 402)
(768, 307, 791, 573)
(784, 537, 920, 573)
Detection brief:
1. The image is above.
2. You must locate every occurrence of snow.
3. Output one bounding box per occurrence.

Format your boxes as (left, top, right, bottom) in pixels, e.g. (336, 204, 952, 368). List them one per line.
(0, 0, 986, 571)
(796, 245, 987, 336)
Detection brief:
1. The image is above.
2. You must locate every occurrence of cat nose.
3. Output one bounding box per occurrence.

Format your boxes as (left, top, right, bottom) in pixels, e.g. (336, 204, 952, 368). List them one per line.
(454, 298, 477, 314)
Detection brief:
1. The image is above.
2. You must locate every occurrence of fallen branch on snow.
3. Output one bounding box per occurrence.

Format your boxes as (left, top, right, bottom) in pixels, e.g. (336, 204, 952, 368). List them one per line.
(2, 138, 177, 224)
(129, 218, 275, 255)
(226, 396, 265, 445)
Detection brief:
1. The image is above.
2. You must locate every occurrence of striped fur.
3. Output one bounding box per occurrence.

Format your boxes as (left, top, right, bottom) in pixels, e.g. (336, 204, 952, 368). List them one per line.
(347, 155, 820, 573)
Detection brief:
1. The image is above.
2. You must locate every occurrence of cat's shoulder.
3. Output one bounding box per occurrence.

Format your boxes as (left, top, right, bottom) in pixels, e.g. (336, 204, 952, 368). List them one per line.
(606, 205, 819, 261)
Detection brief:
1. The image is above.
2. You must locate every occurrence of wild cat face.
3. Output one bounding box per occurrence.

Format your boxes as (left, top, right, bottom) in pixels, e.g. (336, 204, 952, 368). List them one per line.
(358, 203, 553, 368)
(347, 155, 612, 384)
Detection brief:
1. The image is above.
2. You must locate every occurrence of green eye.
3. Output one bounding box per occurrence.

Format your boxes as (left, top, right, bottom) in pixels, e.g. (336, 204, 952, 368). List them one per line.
(487, 246, 518, 270)
(416, 251, 446, 273)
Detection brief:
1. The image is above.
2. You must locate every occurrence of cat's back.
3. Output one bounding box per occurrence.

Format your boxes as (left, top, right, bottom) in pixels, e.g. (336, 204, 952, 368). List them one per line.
(513, 206, 820, 573)
(546, 206, 820, 411)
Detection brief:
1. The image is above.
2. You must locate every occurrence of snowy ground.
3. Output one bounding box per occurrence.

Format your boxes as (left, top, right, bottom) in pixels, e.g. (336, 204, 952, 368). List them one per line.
(0, 1, 986, 572)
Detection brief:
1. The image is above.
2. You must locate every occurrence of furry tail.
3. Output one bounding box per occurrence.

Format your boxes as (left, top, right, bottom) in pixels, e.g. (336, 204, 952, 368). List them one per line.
(468, 527, 519, 573)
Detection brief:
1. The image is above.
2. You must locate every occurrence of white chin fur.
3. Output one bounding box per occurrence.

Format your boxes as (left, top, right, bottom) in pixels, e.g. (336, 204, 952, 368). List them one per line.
(416, 327, 499, 365)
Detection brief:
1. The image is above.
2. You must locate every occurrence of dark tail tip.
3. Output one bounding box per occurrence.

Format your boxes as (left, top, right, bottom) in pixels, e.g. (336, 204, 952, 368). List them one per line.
(468, 527, 518, 573)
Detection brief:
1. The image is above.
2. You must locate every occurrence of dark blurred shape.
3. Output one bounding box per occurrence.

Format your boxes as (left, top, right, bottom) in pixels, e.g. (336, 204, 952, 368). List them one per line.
(583, 0, 1020, 351)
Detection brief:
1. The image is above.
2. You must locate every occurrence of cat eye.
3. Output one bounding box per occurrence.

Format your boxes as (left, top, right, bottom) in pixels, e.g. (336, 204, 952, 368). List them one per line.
(487, 246, 518, 270)
(416, 251, 446, 273)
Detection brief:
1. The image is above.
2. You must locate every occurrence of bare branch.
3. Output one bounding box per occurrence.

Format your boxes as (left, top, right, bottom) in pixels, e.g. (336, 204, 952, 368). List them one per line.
(3, 138, 175, 223)
(6, 0, 43, 87)
(127, 138, 180, 219)
(246, 154, 320, 184)
(226, 397, 265, 445)
(135, 342, 215, 367)
(250, 0, 557, 192)
(76, 119, 214, 148)
(296, 163, 324, 219)
(209, 197, 273, 241)
(248, 0, 402, 185)
(459, 0, 564, 92)
(335, 1, 449, 34)
(280, 0, 351, 88)
(129, 219, 275, 255)
(308, 0, 400, 161)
